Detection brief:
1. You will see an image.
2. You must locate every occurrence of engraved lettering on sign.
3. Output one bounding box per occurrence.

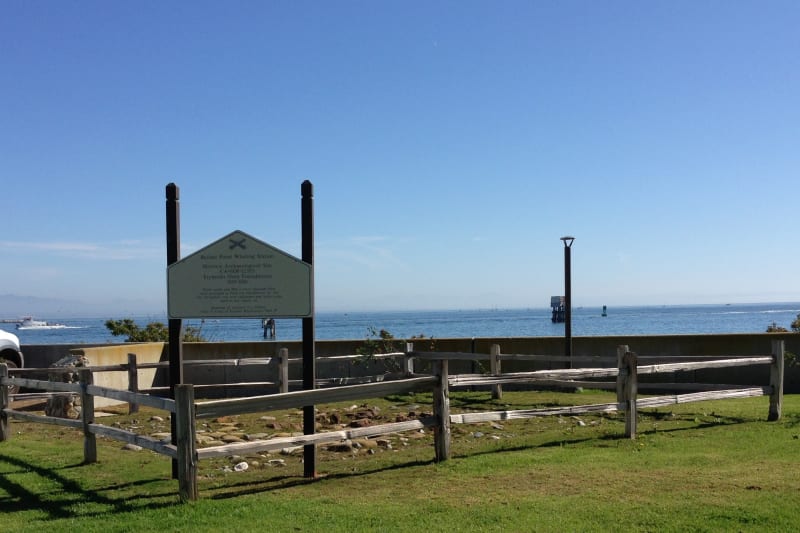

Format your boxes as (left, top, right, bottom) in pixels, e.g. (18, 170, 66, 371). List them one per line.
(168, 230, 311, 318)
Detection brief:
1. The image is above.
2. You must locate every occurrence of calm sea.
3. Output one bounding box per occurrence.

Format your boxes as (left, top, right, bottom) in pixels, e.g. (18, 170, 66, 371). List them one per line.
(5, 302, 799, 345)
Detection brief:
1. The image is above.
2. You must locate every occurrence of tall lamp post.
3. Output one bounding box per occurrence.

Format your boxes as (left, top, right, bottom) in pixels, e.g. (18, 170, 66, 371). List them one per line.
(560, 236, 575, 367)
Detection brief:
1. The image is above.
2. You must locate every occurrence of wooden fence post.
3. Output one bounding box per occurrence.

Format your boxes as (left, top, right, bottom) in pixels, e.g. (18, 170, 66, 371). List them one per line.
(490, 344, 502, 400)
(127, 353, 139, 414)
(769, 340, 784, 421)
(616, 345, 629, 405)
(79, 368, 97, 464)
(175, 384, 198, 502)
(278, 348, 289, 394)
(404, 342, 414, 377)
(623, 351, 638, 439)
(433, 359, 451, 462)
(0, 364, 9, 442)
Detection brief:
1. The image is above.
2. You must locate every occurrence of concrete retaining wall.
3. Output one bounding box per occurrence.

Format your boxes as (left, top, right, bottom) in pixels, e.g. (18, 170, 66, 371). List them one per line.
(69, 343, 166, 407)
(20, 332, 800, 394)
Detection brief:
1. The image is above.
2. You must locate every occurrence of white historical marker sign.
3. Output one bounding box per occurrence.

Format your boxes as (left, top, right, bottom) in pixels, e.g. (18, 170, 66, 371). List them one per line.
(168, 230, 312, 318)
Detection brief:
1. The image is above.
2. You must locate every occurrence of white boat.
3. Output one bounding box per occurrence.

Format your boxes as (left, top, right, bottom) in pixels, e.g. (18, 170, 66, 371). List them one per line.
(16, 316, 68, 330)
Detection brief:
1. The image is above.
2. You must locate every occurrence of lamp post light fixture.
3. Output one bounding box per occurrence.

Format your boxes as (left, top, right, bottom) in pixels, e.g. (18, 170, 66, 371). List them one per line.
(560, 236, 575, 366)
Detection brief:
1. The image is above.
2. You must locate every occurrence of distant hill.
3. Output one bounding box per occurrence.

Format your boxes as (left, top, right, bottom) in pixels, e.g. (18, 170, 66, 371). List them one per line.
(0, 294, 163, 319)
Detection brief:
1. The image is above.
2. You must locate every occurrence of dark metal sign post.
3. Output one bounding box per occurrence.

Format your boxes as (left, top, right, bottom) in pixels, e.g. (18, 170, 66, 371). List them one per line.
(301, 180, 316, 478)
(166, 183, 183, 478)
(164, 181, 316, 479)
(560, 236, 575, 368)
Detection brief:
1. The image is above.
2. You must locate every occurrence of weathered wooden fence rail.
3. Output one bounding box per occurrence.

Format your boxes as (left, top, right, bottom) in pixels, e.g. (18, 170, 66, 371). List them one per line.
(0, 340, 785, 502)
(8, 347, 412, 404)
(409, 339, 784, 441)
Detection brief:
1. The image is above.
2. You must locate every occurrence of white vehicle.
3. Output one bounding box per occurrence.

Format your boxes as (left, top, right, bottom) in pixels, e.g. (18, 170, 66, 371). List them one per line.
(1, 329, 24, 394)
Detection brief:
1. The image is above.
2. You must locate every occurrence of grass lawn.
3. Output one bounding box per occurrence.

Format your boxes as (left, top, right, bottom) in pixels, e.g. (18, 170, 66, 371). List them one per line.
(1, 390, 799, 532)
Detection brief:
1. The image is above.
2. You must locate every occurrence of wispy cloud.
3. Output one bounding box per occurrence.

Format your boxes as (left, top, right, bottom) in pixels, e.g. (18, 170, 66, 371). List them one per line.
(318, 235, 409, 270)
(2, 241, 98, 252)
(0, 240, 162, 261)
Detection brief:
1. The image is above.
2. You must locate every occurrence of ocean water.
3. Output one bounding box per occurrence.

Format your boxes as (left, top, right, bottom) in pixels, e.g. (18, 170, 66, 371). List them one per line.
(4, 302, 799, 345)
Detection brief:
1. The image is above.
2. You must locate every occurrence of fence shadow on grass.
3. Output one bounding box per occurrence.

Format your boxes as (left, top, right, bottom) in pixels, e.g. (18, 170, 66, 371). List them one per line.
(207, 458, 437, 500)
(638, 410, 751, 425)
(451, 412, 753, 460)
(0, 454, 179, 519)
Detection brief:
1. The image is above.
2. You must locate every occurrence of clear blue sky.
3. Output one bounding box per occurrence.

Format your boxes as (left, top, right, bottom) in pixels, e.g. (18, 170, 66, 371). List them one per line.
(2, 1, 798, 316)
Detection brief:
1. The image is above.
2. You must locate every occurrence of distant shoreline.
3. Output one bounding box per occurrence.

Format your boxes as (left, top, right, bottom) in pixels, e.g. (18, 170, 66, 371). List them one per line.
(3, 301, 800, 322)
(5, 303, 800, 344)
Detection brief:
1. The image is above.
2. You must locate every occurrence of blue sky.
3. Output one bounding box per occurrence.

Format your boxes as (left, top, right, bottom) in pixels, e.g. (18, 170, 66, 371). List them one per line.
(2, 1, 798, 316)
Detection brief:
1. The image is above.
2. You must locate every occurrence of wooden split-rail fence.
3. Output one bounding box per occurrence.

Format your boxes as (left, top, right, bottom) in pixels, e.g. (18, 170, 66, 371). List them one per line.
(0, 340, 785, 502)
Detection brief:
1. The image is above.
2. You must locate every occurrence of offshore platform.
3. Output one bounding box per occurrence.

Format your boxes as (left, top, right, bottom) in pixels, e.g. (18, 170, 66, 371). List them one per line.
(550, 296, 565, 323)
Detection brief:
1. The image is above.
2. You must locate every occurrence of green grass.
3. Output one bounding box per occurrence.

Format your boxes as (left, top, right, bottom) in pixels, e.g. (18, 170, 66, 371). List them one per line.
(2, 391, 799, 532)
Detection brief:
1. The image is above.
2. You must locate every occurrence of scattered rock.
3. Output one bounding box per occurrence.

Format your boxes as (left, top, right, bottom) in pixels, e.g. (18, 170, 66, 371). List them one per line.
(352, 438, 379, 449)
(45, 394, 80, 419)
(316, 413, 335, 425)
(48, 354, 90, 383)
(122, 444, 142, 452)
(233, 461, 249, 472)
(352, 409, 375, 419)
(327, 441, 354, 453)
(280, 446, 303, 455)
(150, 415, 164, 423)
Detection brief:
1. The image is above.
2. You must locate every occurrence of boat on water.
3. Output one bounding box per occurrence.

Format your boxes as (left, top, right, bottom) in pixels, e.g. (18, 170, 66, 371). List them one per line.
(16, 316, 68, 330)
